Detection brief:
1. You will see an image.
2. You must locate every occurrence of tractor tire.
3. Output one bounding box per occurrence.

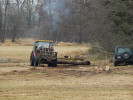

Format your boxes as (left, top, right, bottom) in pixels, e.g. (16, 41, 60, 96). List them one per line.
(114, 61, 118, 67)
(48, 63, 57, 67)
(30, 52, 34, 66)
(53, 62, 57, 67)
(30, 58, 34, 66)
(48, 63, 52, 67)
(48, 60, 57, 67)
(52, 60, 57, 67)
(34, 59, 38, 67)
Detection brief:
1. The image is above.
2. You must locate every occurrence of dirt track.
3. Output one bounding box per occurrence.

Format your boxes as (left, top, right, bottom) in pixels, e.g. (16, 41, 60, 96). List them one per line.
(0, 64, 92, 76)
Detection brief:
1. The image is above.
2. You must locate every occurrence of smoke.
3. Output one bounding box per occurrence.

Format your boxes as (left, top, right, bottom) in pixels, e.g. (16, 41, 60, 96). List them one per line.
(42, 0, 70, 37)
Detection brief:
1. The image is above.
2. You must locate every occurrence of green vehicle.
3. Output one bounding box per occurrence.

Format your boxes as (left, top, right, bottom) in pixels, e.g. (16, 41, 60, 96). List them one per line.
(30, 40, 58, 67)
(112, 46, 133, 66)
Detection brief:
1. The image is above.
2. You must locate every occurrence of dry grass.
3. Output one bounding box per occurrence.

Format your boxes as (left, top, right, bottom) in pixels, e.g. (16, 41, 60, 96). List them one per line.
(54, 45, 89, 58)
(55, 41, 78, 46)
(0, 38, 35, 46)
(0, 65, 133, 100)
(0, 39, 89, 46)
(0, 41, 133, 100)
(0, 46, 32, 62)
(0, 45, 89, 62)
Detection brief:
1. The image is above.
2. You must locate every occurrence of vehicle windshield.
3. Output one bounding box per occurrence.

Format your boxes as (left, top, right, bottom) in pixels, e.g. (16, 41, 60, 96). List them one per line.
(37, 42, 53, 49)
(116, 47, 132, 55)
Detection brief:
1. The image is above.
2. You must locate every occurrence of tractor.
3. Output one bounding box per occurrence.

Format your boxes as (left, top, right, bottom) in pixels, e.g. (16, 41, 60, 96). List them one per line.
(30, 40, 58, 67)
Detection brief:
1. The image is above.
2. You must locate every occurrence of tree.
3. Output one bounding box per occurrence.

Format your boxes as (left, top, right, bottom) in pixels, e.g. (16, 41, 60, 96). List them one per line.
(0, 0, 9, 43)
(103, 0, 133, 48)
(0, 1, 2, 41)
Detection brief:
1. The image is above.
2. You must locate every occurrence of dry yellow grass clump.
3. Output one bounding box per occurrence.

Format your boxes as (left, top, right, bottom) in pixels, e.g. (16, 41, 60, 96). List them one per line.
(55, 41, 78, 46)
(0, 39, 133, 100)
(54, 45, 89, 58)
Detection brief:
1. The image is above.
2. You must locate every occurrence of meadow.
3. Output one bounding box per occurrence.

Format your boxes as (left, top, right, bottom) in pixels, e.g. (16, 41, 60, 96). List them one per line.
(0, 40, 133, 100)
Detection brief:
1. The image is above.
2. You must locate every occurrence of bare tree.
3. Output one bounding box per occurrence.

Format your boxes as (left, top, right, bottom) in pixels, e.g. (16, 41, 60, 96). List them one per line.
(25, 0, 34, 28)
(0, 1, 2, 41)
(0, 0, 9, 43)
(0, 0, 132, 50)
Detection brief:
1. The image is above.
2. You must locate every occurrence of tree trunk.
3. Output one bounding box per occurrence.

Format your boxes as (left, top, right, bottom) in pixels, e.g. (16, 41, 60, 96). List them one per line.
(0, 1, 2, 41)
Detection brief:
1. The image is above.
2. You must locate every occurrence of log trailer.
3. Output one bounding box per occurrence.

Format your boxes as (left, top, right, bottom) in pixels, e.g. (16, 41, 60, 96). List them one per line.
(30, 40, 90, 67)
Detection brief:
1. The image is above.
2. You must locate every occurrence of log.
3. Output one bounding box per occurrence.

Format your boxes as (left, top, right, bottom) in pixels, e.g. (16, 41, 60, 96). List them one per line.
(57, 60, 90, 65)
(58, 58, 84, 61)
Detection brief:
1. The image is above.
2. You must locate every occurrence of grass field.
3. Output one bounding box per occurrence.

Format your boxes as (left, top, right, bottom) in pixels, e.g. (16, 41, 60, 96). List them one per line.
(0, 45, 89, 62)
(0, 41, 133, 100)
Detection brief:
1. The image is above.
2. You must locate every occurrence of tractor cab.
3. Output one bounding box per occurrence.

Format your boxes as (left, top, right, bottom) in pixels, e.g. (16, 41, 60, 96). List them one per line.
(33, 40, 53, 53)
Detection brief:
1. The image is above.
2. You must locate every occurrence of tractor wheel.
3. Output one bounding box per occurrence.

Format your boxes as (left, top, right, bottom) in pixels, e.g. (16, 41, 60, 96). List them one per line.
(53, 62, 57, 67)
(48, 60, 57, 67)
(53, 63, 57, 67)
(53, 60, 57, 67)
(34, 59, 38, 67)
(48, 63, 52, 67)
(30, 58, 34, 66)
(114, 61, 118, 67)
(30, 52, 34, 66)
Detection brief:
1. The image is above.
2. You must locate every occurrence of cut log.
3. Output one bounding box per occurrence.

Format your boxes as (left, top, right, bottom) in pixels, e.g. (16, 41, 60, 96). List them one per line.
(57, 60, 90, 65)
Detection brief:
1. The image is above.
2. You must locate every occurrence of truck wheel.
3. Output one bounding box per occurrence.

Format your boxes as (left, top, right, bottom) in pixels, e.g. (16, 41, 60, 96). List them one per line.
(34, 59, 38, 67)
(114, 61, 117, 67)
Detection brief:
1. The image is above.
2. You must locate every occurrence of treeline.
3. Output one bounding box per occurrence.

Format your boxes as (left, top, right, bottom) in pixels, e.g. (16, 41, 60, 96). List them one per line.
(0, 0, 133, 51)
(103, 0, 133, 51)
(0, 0, 36, 42)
